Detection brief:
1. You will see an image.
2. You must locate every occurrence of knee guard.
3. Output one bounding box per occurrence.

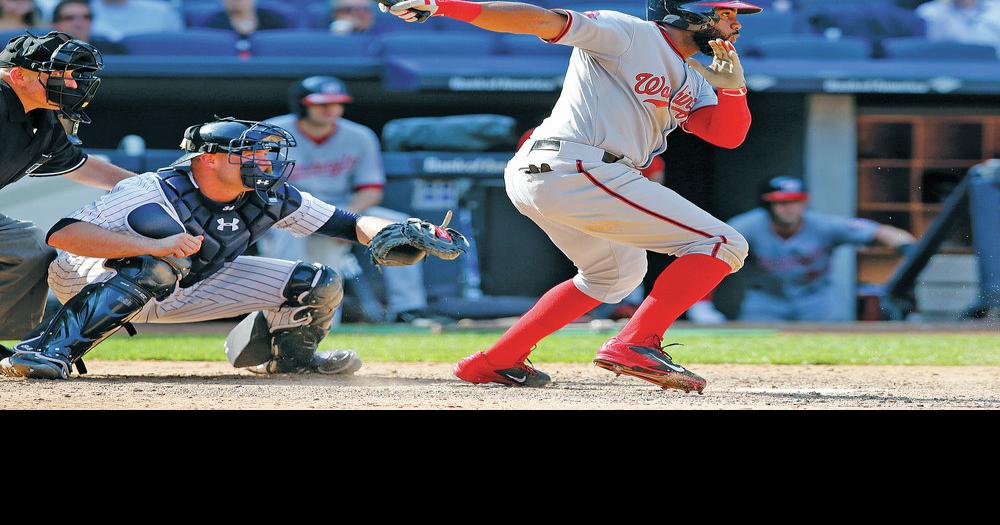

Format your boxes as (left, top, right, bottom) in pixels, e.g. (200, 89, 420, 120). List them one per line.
(269, 262, 344, 372)
(16, 256, 185, 378)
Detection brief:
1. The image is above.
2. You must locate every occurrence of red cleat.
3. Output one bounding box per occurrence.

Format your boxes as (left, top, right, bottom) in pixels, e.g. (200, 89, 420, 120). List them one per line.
(453, 352, 551, 387)
(593, 337, 706, 394)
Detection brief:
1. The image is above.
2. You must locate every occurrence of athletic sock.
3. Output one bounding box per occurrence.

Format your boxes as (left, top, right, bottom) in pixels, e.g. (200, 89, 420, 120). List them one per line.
(617, 254, 731, 344)
(483, 279, 602, 365)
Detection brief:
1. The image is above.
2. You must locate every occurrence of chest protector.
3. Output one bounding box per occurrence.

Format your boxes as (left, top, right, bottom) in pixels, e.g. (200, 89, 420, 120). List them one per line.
(156, 168, 303, 287)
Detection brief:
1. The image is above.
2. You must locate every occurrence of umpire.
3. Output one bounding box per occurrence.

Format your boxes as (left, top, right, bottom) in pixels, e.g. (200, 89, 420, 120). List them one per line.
(0, 31, 134, 343)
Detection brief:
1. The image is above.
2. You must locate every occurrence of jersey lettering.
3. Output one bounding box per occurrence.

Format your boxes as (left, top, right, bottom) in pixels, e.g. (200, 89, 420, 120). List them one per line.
(634, 73, 673, 108)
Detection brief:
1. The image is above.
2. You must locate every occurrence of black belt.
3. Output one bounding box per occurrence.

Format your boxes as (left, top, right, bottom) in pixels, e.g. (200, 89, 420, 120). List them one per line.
(529, 139, 623, 163)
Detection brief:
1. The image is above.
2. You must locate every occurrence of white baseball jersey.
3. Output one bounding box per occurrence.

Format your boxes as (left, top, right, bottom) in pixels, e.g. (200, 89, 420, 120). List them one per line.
(47, 173, 339, 327)
(531, 9, 718, 168)
(266, 114, 385, 208)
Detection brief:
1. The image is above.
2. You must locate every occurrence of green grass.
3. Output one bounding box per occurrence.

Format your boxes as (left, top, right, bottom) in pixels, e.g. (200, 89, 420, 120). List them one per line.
(7, 329, 1000, 366)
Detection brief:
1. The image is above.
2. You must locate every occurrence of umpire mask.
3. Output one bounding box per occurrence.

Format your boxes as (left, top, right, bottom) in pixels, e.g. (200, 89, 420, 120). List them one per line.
(0, 31, 103, 124)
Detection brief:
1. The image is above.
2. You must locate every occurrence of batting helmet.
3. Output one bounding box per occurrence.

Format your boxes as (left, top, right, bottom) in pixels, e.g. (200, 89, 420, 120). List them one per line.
(647, 1, 763, 31)
(0, 31, 102, 123)
(287, 75, 353, 117)
(759, 176, 809, 207)
(174, 117, 297, 194)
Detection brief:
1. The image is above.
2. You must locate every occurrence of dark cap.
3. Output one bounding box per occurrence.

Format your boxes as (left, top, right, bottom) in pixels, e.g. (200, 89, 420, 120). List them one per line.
(0, 32, 75, 70)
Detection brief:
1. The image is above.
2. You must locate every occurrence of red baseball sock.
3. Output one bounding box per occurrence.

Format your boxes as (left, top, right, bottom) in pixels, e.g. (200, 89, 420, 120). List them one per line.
(617, 254, 731, 344)
(483, 279, 602, 365)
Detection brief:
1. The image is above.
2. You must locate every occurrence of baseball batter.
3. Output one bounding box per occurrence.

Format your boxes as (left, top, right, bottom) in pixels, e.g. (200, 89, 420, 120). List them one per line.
(380, 0, 761, 392)
(0, 117, 466, 380)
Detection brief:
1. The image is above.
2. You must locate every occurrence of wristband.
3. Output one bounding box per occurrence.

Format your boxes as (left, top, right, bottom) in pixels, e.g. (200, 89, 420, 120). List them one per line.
(435, 0, 483, 22)
(720, 86, 748, 97)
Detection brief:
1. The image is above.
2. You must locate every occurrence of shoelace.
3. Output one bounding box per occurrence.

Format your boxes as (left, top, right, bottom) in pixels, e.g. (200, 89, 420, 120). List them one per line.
(643, 335, 683, 363)
(520, 357, 539, 376)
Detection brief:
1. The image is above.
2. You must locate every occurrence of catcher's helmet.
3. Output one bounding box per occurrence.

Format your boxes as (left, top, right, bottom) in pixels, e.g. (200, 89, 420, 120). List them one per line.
(287, 75, 353, 117)
(173, 117, 298, 194)
(0, 31, 103, 123)
(647, 1, 763, 31)
(759, 176, 809, 207)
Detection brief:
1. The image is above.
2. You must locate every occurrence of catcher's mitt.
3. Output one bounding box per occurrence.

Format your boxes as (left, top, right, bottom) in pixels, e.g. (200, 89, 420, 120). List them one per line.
(369, 211, 469, 267)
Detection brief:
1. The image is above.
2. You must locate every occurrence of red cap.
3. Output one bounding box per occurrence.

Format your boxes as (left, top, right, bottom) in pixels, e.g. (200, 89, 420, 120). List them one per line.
(694, 2, 763, 14)
(303, 92, 353, 105)
(762, 191, 809, 203)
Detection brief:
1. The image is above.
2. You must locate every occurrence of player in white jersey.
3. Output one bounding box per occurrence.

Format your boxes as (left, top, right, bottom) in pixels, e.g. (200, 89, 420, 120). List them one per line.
(0, 117, 466, 380)
(381, 0, 761, 392)
(261, 76, 435, 324)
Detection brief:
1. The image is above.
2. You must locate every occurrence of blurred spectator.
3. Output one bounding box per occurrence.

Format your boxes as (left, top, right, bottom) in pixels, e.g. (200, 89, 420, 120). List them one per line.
(692, 176, 916, 322)
(203, 0, 293, 37)
(260, 76, 443, 325)
(51, 0, 126, 54)
(0, 0, 40, 31)
(329, 0, 375, 35)
(916, 0, 1000, 56)
(91, 0, 184, 42)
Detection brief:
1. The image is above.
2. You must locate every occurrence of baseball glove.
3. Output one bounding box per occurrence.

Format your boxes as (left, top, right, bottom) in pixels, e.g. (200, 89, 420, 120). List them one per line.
(368, 211, 469, 267)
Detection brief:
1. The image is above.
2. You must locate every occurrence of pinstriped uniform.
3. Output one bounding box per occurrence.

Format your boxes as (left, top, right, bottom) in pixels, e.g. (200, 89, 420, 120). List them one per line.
(48, 173, 338, 329)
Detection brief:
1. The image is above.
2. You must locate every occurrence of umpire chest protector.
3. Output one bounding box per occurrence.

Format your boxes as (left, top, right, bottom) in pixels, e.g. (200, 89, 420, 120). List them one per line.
(152, 168, 303, 286)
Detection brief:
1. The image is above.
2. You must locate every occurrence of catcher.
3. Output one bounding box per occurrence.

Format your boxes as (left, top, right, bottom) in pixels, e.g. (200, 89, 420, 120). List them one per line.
(0, 117, 466, 380)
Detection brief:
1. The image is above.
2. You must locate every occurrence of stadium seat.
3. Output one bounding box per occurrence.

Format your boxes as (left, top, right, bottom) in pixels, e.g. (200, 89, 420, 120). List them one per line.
(742, 10, 797, 36)
(498, 33, 573, 57)
(249, 30, 373, 57)
(121, 30, 240, 56)
(374, 32, 499, 56)
(186, 1, 301, 30)
(805, 5, 925, 39)
(747, 35, 872, 59)
(880, 37, 998, 61)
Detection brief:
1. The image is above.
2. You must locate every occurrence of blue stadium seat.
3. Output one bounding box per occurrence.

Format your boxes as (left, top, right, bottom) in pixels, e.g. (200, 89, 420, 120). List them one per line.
(185, 1, 301, 30)
(375, 32, 499, 56)
(742, 10, 797, 35)
(747, 35, 872, 59)
(804, 5, 925, 39)
(881, 38, 998, 61)
(249, 30, 373, 57)
(121, 29, 240, 56)
(498, 33, 572, 57)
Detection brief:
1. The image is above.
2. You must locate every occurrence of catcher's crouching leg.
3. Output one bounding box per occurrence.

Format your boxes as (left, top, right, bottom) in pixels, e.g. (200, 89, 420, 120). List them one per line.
(0, 256, 186, 380)
(227, 262, 360, 375)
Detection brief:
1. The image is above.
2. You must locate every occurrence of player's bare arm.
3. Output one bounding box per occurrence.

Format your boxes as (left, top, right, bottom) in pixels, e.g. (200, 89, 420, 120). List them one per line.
(379, 0, 568, 40)
(63, 156, 135, 190)
(873, 224, 917, 248)
(48, 221, 203, 259)
(346, 187, 384, 214)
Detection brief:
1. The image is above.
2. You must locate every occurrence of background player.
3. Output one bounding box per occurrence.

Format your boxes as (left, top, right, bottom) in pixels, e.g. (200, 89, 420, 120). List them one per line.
(380, 0, 760, 393)
(260, 76, 438, 324)
(0, 117, 465, 380)
(691, 176, 916, 322)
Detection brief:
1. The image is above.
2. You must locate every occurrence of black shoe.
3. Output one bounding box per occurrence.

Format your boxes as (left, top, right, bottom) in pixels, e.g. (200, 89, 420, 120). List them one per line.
(393, 309, 453, 325)
(0, 344, 12, 360)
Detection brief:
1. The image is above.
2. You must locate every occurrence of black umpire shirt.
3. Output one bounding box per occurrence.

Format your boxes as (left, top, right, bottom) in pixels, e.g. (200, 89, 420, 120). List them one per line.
(0, 80, 87, 192)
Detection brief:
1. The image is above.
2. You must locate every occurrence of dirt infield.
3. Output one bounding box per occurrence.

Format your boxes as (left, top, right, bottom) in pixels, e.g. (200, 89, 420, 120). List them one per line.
(2, 361, 998, 409)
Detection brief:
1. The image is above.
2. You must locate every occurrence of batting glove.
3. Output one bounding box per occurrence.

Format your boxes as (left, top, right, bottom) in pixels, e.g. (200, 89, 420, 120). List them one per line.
(686, 39, 747, 90)
(378, 0, 438, 23)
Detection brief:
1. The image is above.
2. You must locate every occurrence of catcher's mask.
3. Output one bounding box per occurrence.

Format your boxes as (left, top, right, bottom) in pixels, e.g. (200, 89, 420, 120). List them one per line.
(288, 75, 353, 117)
(0, 31, 103, 124)
(647, 1, 762, 32)
(174, 117, 298, 197)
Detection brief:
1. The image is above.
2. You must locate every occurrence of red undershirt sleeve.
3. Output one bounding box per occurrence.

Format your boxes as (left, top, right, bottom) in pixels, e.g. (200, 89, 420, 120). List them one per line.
(680, 88, 751, 149)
